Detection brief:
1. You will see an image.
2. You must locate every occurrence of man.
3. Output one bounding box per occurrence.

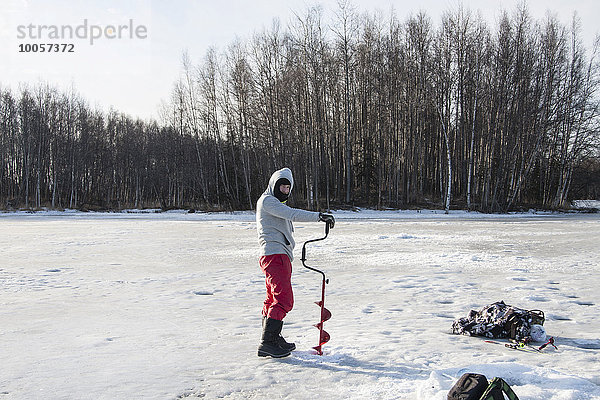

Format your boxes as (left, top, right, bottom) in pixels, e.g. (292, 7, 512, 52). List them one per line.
(256, 167, 335, 358)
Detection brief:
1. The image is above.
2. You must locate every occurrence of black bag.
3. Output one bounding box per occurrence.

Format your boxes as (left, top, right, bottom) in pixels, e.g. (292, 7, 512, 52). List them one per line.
(447, 373, 490, 400)
(448, 373, 519, 400)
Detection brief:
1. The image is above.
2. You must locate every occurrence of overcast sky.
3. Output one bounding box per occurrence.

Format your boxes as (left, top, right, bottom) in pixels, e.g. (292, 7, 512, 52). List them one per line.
(1, 0, 598, 121)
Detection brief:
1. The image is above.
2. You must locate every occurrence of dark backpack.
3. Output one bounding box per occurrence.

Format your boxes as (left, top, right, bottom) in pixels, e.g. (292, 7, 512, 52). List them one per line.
(480, 377, 520, 400)
(504, 308, 545, 340)
(448, 373, 519, 400)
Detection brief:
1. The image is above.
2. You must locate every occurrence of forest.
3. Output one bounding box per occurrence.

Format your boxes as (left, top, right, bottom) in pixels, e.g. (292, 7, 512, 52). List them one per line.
(1, 3, 599, 212)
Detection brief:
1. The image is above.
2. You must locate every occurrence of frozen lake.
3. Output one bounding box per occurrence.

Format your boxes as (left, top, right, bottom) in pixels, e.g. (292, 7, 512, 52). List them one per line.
(1, 211, 599, 399)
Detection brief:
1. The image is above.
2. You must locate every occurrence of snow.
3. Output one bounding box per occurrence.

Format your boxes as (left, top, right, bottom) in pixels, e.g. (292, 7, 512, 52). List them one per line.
(572, 200, 600, 209)
(1, 209, 599, 399)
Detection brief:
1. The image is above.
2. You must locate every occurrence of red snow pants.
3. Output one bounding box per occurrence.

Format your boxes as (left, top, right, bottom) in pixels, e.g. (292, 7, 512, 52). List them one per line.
(260, 254, 293, 321)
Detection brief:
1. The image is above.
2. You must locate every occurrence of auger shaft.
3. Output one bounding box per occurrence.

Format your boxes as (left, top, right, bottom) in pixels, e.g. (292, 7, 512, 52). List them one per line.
(301, 222, 333, 355)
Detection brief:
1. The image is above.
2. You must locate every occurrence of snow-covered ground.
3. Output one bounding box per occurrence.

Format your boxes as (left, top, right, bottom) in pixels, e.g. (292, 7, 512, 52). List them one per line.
(573, 200, 600, 209)
(1, 210, 599, 399)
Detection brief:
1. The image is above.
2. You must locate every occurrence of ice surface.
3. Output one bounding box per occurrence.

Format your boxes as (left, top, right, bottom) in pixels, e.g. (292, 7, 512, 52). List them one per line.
(1, 210, 599, 399)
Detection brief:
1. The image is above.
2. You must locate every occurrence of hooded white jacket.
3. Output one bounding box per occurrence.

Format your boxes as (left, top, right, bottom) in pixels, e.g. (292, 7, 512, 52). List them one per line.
(256, 168, 320, 261)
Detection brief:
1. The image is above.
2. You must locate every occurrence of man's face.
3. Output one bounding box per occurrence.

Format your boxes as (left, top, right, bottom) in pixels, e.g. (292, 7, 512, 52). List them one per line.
(279, 184, 291, 195)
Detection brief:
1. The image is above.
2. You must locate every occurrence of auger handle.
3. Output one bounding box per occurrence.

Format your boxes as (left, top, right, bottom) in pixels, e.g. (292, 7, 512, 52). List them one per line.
(301, 221, 331, 266)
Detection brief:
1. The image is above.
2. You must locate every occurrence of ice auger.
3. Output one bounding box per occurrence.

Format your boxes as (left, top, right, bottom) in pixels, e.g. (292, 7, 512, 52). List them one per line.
(301, 220, 333, 355)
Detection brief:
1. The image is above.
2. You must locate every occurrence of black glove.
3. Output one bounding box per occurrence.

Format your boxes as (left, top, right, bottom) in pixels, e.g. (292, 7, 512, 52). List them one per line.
(319, 213, 335, 229)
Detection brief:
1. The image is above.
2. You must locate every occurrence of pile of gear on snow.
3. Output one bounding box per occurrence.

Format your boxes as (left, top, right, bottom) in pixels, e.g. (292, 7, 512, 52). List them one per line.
(451, 300, 546, 341)
(447, 300, 556, 399)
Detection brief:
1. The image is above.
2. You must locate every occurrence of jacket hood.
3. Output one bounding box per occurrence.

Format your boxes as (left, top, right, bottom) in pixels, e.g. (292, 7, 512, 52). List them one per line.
(264, 168, 294, 196)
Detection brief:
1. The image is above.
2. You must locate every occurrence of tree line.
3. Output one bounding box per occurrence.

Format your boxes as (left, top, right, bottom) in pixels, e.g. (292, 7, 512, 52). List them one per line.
(1, 3, 599, 212)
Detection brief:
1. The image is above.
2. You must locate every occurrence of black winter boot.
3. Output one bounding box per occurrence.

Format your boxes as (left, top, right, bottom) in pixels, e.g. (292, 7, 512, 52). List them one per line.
(262, 316, 296, 351)
(258, 318, 291, 358)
